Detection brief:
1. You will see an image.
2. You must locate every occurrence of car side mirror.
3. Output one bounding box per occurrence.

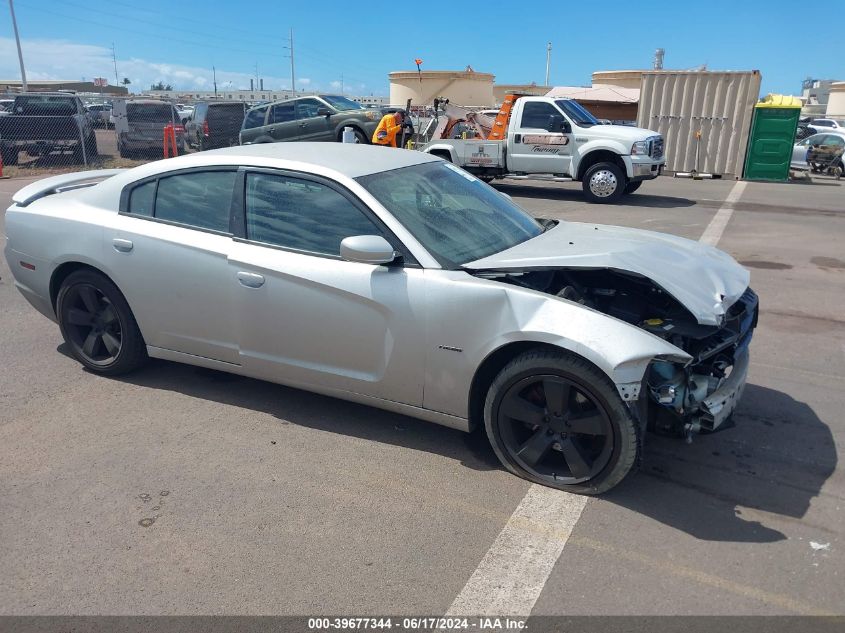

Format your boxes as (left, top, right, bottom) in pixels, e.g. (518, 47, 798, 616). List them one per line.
(317, 107, 332, 117)
(340, 235, 399, 265)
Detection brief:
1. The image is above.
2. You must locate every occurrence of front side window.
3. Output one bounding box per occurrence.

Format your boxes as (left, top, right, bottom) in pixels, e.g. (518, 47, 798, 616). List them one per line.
(823, 135, 845, 147)
(357, 162, 542, 267)
(520, 102, 561, 130)
(154, 171, 236, 232)
(295, 98, 322, 120)
(243, 106, 268, 129)
(245, 173, 381, 256)
(813, 120, 833, 127)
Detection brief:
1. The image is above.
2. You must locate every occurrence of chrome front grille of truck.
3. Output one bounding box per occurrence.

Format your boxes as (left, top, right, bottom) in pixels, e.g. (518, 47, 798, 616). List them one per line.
(650, 136, 665, 160)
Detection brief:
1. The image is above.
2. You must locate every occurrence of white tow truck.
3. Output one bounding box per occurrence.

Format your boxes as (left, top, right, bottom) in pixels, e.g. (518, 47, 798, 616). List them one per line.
(421, 94, 666, 203)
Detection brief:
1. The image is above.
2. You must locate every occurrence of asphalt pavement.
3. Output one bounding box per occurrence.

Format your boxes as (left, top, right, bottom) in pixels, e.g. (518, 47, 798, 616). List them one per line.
(0, 171, 843, 618)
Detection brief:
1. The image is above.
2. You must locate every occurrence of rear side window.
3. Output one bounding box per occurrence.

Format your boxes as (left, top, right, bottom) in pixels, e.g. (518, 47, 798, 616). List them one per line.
(243, 107, 268, 129)
(128, 181, 156, 217)
(270, 103, 294, 124)
(244, 172, 380, 256)
(154, 171, 236, 232)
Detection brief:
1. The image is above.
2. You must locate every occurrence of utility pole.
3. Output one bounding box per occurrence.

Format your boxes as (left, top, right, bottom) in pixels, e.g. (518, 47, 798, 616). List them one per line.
(111, 43, 119, 87)
(213, 65, 218, 99)
(289, 28, 295, 95)
(9, 0, 27, 91)
(545, 42, 552, 86)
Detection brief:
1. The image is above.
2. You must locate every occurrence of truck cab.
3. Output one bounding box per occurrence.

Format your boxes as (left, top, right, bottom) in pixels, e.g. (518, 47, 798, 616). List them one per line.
(423, 95, 666, 203)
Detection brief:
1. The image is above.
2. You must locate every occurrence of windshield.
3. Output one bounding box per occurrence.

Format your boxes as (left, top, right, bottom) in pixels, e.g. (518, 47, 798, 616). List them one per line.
(555, 99, 599, 127)
(321, 95, 364, 111)
(356, 162, 543, 267)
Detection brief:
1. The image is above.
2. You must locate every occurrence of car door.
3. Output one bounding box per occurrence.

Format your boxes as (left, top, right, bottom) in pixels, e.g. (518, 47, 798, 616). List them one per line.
(295, 98, 334, 141)
(819, 134, 845, 163)
(228, 169, 427, 405)
(791, 134, 819, 168)
(267, 102, 299, 141)
(506, 100, 573, 175)
(103, 168, 240, 364)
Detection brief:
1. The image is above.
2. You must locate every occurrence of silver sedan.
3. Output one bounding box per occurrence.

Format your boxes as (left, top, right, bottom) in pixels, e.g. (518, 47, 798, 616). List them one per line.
(4, 144, 757, 494)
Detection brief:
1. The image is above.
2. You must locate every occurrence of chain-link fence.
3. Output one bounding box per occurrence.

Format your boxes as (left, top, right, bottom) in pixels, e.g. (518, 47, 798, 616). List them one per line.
(0, 92, 424, 177)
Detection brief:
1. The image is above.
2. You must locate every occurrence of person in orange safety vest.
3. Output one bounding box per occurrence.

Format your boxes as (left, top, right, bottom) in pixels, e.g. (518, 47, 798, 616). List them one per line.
(372, 112, 405, 147)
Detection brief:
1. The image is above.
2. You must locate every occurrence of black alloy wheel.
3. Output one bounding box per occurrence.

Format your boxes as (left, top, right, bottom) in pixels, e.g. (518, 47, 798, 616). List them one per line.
(62, 284, 123, 366)
(497, 375, 614, 484)
(57, 270, 147, 375)
(484, 350, 638, 494)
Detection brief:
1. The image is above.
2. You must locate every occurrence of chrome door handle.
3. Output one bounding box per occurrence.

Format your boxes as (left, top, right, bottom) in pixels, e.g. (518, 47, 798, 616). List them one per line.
(112, 238, 133, 252)
(237, 271, 265, 288)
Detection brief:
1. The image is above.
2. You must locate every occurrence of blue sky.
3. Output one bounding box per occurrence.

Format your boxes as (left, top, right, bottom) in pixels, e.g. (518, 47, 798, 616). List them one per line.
(1, 0, 839, 96)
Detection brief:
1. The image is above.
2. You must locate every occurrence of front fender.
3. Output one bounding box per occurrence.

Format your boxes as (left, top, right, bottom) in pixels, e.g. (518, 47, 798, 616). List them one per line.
(423, 272, 691, 418)
(576, 140, 632, 177)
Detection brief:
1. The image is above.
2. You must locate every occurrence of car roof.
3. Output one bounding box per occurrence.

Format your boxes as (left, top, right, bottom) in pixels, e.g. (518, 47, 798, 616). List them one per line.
(86, 143, 441, 203)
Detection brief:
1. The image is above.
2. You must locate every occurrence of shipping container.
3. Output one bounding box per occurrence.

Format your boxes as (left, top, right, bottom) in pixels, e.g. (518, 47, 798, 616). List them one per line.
(637, 71, 762, 177)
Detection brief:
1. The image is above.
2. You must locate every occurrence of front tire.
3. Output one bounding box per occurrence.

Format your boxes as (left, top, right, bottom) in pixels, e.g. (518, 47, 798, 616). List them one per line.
(484, 349, 638, 495)
(623, 181, 643, 195)
(582, 162, 626, 203)
(57, 270, 147, 376)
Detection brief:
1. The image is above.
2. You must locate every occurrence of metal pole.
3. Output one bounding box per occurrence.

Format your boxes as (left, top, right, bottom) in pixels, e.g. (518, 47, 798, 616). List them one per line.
(545, 42, 551, 86)
(213, 66, 217, 99)
(112, 43, 119, 87)
(289, 28, 295, 95)
(9, 0, 27, 91)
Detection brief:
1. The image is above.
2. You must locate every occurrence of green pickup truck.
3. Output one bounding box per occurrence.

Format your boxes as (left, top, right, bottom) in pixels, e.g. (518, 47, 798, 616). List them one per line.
(239, 95, 383, 145)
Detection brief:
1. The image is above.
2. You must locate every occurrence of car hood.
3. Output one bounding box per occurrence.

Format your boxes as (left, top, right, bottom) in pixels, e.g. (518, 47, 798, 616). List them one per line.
(581, 124, 660, 143)
(464, 222, 750, 326)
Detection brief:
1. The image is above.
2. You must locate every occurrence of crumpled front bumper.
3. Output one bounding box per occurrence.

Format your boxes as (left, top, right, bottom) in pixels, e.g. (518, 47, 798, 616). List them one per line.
(699, 348, 749, 431)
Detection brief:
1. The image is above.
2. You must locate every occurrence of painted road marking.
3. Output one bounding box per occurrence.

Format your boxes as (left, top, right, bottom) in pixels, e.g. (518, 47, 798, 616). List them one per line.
(443, 484, 587, 617)
(699, 180, 747, 246)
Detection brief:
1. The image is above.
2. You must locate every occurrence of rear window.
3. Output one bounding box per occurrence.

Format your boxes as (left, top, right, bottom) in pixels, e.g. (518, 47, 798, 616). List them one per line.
(127, 104, 176, 122)
(14, 96, 77, 116)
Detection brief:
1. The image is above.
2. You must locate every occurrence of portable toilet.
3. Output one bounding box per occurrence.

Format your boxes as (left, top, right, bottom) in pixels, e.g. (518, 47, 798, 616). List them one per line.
(743, 94, 803, 181)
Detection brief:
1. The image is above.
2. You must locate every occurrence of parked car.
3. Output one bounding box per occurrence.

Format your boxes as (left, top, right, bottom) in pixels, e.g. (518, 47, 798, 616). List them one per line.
(185, 101, 246, 151)
(0, 93, 97, 165)
(808, 118, 845, 133)
(112, 99, 184, 158)
(0, 98, 15, 113)
(791, 132, 845, 171)
(85, 103, 112, 128)
(3, 144, 757, 494)
(239, 95, 381, 145)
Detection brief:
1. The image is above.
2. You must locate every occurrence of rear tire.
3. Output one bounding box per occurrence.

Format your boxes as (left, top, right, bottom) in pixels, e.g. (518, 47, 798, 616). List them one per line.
(582, 161, 626, 204)
(484, 349, 638, 495)
(57, 270, 147, 376)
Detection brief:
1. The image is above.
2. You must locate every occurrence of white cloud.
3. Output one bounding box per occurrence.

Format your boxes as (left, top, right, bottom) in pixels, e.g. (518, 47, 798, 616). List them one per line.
(329, 80, 342, 89)
(0, 37, 344, 94)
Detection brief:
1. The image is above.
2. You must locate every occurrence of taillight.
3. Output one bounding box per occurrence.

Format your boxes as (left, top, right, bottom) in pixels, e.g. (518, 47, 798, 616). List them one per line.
(174, 125, 185, 133)
(202, 120, 209, 136)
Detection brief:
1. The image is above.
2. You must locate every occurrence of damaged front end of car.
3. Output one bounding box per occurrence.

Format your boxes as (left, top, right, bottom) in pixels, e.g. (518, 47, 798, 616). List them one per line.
(472, 266, 758, 441)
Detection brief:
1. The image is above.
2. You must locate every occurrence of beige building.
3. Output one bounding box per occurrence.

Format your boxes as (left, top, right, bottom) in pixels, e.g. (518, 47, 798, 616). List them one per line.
(493, 83, 551, 104)
(0, 79, 128, 96)
(826, 82, 845, 117)
(591, 70, 644, 90)
(389, 69, 494, 107)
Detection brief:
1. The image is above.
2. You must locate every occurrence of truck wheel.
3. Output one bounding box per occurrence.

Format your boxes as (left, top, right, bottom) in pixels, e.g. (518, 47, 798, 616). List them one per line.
(484, 349, 638, 495)
(1, 145, 19, 166)
(623, 181, 642, 195)
(582, 162, 626, 203)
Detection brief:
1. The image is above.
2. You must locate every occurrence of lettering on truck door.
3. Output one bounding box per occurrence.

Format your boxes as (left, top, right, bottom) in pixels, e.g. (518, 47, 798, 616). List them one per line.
(507, 100, 572, 175)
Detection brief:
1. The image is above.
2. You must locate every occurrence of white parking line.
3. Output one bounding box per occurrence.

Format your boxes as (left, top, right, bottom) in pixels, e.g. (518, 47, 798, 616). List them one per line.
(443, 484, 587, 617)
(699, 180, 747, 246)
